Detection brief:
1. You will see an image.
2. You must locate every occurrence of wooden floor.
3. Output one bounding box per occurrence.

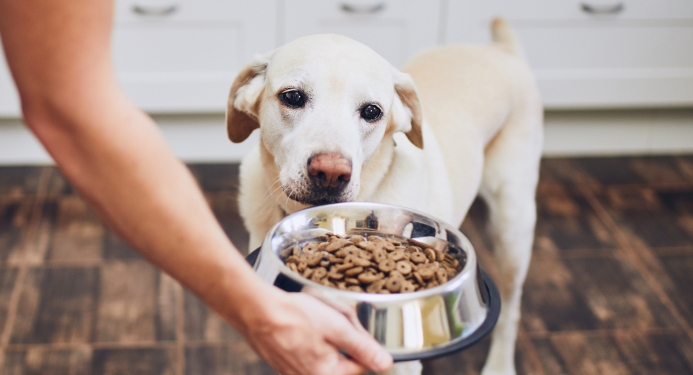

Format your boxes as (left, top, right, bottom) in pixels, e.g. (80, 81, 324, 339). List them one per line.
(0, 156, 692, 375)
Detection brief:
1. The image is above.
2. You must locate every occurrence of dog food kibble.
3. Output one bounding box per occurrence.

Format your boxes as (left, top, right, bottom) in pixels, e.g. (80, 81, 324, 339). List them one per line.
(280, 232, 465, 294)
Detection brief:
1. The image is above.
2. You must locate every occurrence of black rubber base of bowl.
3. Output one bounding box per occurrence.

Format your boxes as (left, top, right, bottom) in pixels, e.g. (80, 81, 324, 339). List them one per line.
(246, 248, 500, 362)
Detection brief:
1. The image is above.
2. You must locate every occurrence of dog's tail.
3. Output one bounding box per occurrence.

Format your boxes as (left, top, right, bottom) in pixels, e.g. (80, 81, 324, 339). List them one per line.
(491, 18, 525, 58)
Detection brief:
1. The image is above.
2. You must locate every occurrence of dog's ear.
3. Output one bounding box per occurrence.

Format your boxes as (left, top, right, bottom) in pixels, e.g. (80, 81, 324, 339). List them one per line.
(391, 69, 424, 149)
(226, 52, 273, 143)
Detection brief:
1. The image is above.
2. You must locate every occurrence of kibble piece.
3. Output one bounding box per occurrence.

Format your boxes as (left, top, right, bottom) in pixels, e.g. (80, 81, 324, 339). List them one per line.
(345, 277, 360, 285)
(381, 241, 396, 251)
(385, 277, 403, 293)
(418, 266, 435, 280)
(297, 261, 307, 272)
(390, 250, 405, 261)
(335, 261, 355, 272)
(343, 246, 360, 257)
(367, 236, 385, 243)
(353, 257, 372, 267)
(358, 250, 373, 260)
(345, 266, 363, 276)
(436, 249, 445, 262)
(288, 263, 298, 272)
(286, 255, 300, 264)
(320, 259, 330, 268)
(436, 268, 448, 284)
(347, 285, 364, 292)
(357, 241, 377, 252)
(324, 239, 345, 252)
(317, 242, 330, 252)
(425, 248, 436, 262)
(413, 271, 424, 286)
(374, 250, 388, 263)
(410, 252, 427, 264)
(304, 242, 320, 253)
(407, 246, 422, 253)
(366, 279, 387, 293)
(349, 235, 365, 244)
(303, 268, 314, 278)
(378, 289, 391, 294)
(378, 259, 396, 273)
(401, 282, 416, 293)
(396, 260, 412, 275)
(358, 272, 382, 284)
(328, 271, 344, 280)
(307, 253, 323, 267)
(313, 267, 327, 280)
(337, 282, 347, 290)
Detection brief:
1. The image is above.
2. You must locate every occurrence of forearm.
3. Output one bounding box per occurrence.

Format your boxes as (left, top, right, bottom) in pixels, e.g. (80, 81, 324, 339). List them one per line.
(25, 84, 275, 333)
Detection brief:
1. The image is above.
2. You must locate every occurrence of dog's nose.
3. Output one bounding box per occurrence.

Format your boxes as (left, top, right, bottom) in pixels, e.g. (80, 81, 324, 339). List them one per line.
(307, 153, 352, 193)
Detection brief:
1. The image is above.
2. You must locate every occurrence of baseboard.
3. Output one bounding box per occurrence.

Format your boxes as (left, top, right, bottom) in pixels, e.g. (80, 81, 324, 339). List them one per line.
(0, 108, 691, 166)
(543, 108, 693, 157)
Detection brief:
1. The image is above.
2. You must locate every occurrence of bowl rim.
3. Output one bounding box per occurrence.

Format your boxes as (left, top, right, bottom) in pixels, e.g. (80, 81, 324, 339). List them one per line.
(260, 201, 480, 303)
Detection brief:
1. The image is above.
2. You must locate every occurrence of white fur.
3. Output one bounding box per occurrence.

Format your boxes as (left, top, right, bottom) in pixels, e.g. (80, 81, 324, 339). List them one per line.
(229, 20, 543, 375)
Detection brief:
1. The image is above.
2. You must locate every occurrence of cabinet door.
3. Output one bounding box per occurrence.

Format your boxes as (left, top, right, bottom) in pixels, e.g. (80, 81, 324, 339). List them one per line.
(444, 0, 693, 109)
(112, 0, 277, 113)
(282, 0, 440, 68)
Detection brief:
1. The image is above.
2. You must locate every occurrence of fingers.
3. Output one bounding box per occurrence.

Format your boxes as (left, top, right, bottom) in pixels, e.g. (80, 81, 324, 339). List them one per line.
(324, 314, 393, 374)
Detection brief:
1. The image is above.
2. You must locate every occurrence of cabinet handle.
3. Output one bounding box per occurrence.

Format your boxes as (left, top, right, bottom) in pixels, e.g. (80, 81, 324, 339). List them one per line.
(580, 2, 624, 15)
(132, 4, 178, 16)
(340, 2, 386, 14)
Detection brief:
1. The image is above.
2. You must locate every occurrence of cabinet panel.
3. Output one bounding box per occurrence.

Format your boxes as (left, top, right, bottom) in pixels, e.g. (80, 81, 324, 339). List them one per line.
(445, 0, 693, 108)
(113, 0, 277, 113)
(283, 0, 440, 68)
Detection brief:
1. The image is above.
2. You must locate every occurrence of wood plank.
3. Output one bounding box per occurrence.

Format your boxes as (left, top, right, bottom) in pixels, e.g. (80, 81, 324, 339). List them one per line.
(47, 196, 104, 262)
(522, 253, 680, 333)
(2, 348, 91, 375)
(11, 267, 98, 344)
(94, 261, 157, 343)
(532, 332, 693, 375)
(91, 348, 177, 375)
(185, 343, 274, 375)
(0, 197, 34, 262)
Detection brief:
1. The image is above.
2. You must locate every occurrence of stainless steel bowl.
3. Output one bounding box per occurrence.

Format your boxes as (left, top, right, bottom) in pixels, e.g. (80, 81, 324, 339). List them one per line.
(249, 202, 500, 361)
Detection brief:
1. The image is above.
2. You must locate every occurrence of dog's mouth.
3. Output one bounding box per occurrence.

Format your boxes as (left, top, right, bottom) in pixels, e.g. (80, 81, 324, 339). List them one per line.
(283, 185, 351, 206)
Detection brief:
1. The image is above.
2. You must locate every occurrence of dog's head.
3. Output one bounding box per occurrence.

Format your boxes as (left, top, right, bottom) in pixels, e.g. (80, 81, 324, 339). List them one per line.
(227, 35, 422, 206)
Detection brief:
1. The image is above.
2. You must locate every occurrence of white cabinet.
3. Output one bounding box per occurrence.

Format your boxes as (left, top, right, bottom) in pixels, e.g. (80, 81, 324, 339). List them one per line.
(2, 0, 692, 117)
(282, 0, 440, 68)
(112, 0, 277, 113)
(444, 0, 693, 109)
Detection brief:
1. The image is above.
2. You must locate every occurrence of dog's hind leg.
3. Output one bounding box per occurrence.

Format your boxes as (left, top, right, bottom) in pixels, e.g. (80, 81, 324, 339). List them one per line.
(478, 112, 542, 375)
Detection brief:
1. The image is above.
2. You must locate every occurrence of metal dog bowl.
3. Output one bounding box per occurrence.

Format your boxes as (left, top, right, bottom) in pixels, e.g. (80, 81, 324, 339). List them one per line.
(246, 202, 500, 362)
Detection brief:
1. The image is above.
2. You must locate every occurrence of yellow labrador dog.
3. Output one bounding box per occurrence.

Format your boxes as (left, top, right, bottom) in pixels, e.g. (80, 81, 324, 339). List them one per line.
(227, 19, 542, 375)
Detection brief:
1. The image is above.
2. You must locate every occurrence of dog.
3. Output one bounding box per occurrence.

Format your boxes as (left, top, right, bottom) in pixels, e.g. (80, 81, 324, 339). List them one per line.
(226, 18, 543, 375)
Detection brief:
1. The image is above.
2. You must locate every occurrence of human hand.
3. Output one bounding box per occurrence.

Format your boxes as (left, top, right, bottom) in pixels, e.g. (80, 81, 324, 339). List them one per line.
(241, 289, 393, 375)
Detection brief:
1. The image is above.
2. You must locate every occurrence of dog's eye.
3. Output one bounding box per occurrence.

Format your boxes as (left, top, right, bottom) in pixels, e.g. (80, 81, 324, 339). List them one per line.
(360, 105, 382, 122)
(280, 90, 305, 108)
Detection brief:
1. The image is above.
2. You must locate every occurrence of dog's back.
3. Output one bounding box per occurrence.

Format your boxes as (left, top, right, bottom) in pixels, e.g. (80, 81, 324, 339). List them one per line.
(401, 19, 543, 222)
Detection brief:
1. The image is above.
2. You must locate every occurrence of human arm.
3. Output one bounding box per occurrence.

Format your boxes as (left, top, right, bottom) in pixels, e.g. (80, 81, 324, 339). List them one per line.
(0, 0, 392, 373)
